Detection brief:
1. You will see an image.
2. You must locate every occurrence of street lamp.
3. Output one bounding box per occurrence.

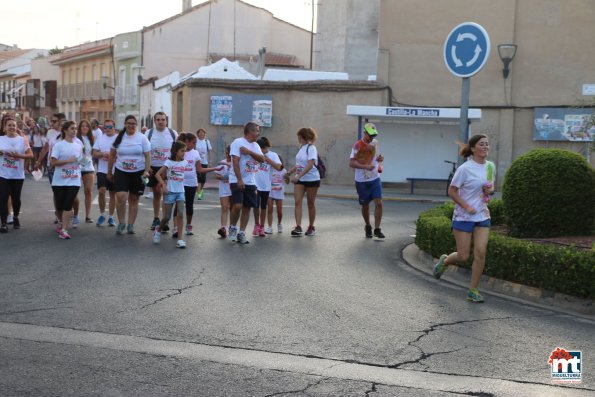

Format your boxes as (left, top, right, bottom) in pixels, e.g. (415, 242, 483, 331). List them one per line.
(497, 44, 517, 79)
(101, 75, 115, 90)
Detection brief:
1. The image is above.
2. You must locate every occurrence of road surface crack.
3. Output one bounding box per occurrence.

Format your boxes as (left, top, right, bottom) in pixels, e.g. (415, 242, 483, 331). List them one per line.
(139, 268, 206, 310)
(262, 377, 327, 396)
(0, 307, 74, 316)
(364, 382, 378, 396)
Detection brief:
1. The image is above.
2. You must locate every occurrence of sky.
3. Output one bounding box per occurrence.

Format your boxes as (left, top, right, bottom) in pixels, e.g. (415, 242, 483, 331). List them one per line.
(3, 0, 315, 50)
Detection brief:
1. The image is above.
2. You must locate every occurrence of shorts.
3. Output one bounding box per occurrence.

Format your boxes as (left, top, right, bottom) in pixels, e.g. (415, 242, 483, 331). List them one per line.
(296, 180, 320, 188)
(114, 168, 145, 196)
(355, 178, 382, 205)
(96, 172, 115, 192)
(270, 188, 284, 201)
(146, 166, 163, 188)
(198, 164, 208, 184)
(32, 147, 42, 155)
(47, 168, 54, 184)
(256, 190, 270, 209)
(52, 186, 80, 212)
(163, 191, 185, 205)
(452, 219, 491, 233)
(219, 182, 231, 198)
(230, 183, 257, 208)
(81, 170, 94, 175)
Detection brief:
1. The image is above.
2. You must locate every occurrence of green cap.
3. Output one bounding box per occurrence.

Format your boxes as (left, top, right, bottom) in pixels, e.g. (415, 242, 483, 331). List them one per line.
(363, 122, 378, 136)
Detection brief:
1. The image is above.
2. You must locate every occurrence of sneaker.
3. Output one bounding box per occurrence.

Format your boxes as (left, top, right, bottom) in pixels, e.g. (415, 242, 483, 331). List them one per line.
(85, 217, 94, 224)
(12, 217, 20, 229)
(153, 229, 161, 244)
(58, 229, 71, 239)
(228, 226, 238, 242)
(252, 224, 260, 237)
(197, 190, 204, 200)
(305, 226, 316, 236)
(176, 239, 186, 249)
(53, 217, 60, 224)
(373, 228, 385, 239)
(218, 227, 227, 238)
(277, 224, 283, 233)
(433, 254, 448, 279)
(108, 217, 116, 227)
(72, 216, 80, 228)
(7, 214, 13, 225)
(236, 231, 249, 244)
(291, 226, 303, 237)
(365, 225, 373, 238)
(264, 226, 273, 234)
(0, 224, 7, 233)
(258, 225, 266, 237)
(162, 224, 170, 233)
(172, 226, 178, 238)
(144, 191, 154, 199)
(127, 224, 136, 234)
(185, 225, 194, 236)
(150, 217, 160, 230)
(466, 288, 485, 303)
(116, 223, 126, 235)
(96, 215, 106, 227)
(55, 225, 62, 233)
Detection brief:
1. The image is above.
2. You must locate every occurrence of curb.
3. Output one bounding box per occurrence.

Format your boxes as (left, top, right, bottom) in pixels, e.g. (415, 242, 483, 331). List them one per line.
(402, 244, 594, 319)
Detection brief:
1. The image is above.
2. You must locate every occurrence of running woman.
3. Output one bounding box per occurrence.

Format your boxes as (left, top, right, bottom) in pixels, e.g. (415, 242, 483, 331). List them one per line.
(75, 120, 95, 224)
(107, 115, 151, 235)
(0, 118, 33, 232)
(195, 128, 213, 200)
(433, 134, 495, 303)
(50, 121, 83, 239)
(153, 141, 189, 249)
(92, 119, 117, 227)
(349, 123, 385, 238)
(253, 137, 282, 237)
(267, 155, 287, 234)
(215, 145, 232, 238)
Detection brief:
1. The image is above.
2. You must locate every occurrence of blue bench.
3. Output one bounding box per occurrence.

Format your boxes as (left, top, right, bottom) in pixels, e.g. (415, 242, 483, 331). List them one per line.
(406, 178, 449, 195)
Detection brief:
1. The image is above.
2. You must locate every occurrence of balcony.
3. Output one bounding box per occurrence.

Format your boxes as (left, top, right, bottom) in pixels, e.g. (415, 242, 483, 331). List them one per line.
(58, 79, 115, 102)
(114, 84, 138, 106)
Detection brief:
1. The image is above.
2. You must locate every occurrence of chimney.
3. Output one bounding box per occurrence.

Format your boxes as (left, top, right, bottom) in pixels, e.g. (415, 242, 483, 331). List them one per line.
(182, 0, 192, 12)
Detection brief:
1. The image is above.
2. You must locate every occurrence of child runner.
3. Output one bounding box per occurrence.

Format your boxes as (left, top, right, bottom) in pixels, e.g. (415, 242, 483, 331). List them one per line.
(253, 137, 282, 237)
(267, 155, 287, 234)
(215, 145, 232, 238)
(153, 141, 189, 249)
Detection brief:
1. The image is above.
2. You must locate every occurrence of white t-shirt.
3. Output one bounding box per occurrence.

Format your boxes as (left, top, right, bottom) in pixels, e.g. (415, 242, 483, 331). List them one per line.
(114, 132, 151, 173)
(255, 151, 281, 192)
(228, 137, 263, 185)
(93, 133, 117, 174)
(0, 135, 30, 179)
(51, 139, 82, 187)
(216, 159, 231, 197)
(164, 159, 188, 193)
(146, 128, 177, 167)
(182, 149, 203, 187)
(350, 139, 380, 183)
(270, 168, 287, 200)
(32, 132, 43, 148)
(450, 158, 495, 222)
(79, 136, 95, 172)
(92, 127, 102, 141)
(46, 128, 61, 166)
(295, 144, 320, 182)
(195, 138, 212, 164)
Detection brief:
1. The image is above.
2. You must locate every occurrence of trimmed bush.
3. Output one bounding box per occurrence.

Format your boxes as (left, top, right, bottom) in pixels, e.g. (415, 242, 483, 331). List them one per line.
(502, 149, 595, 237)
(415, 206, 595, 299)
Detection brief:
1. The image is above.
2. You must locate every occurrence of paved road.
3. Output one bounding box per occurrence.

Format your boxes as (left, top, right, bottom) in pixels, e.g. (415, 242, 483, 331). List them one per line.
(0, 180, 593, 396)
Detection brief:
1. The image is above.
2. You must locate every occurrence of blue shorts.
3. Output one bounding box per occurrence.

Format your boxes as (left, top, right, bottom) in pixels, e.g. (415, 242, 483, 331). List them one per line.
(163, 191, 185, 205)
(452, 219, 491, 233)
(355, 178, 382, 205)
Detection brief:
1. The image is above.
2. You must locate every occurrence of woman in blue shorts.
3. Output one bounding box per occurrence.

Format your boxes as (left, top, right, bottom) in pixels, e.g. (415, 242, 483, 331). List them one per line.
(432, 134, 495, 303)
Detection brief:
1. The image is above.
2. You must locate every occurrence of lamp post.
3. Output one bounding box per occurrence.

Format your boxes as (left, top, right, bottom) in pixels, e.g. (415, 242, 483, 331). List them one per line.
(497, 44, 517, 79)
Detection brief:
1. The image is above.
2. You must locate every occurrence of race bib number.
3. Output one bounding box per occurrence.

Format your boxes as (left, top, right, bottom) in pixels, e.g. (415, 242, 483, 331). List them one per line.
(184, 160, 194, 172)
(2, 156, 17, 169)
(170, 166, 185, 182)
(245, 160, 259, 173)
(102, 152, 109, 161)
(296, 165, 305, 174)
(61, 165, 80, 179)
(121, 159, 137, 171)
(152, 148, 169, 162)
(258, 162, 269, 172)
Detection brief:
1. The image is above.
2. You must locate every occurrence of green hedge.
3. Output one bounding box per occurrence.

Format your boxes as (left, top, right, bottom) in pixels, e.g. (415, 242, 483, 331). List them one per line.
(415, 204, 595, 299)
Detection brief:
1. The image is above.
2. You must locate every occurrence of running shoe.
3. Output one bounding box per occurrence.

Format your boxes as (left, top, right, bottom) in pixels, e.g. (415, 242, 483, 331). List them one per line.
(144, 191, 154, 199)
(365, 225, 373, 238)
(277, 224, 283, 233)
(127, 224, 136, 234)
(466, 288, 484, 303)
(55, 225, 62, 233)
(252, 224, 260, 237)
(264, 226, 273, 234)
(185, 225, 194, 236)
(153, 229, 161, 244)
(228, 226, 238, 242)
(258, 226, 266, 237)
(12, 217, 20, 229)
(162, 224, 170, 233)
(96, 215, 106, 227)
(172, 226, 178, 238)
(7, 214, 13, 225)
(197, 190, 204, 200)
(116, 223, 126, 235)
(58, 230, 71, 239)
(305, 226, 316, 236)
(373, 228, 385, 239)
(218, 227, 227, 238)
(108, 217, 116, 227)
(72, 216, 80, 228)
(433, 254, 448, 279)
(54, 217, 60, 224)
(236, 231, 249, 244)
(291, 226, 303, 237)
(85, 217, 94, 224)
(176, 239, 186, 249)
(0, 224, 7, 233)
(150, 217, 160, 230)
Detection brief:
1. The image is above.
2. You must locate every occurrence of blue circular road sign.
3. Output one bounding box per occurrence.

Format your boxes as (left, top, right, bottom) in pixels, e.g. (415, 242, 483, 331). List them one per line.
(444, 22, 491, 78)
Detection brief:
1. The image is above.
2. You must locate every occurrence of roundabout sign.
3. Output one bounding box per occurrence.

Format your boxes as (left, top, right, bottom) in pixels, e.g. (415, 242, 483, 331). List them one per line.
(444, 22, 491, 78)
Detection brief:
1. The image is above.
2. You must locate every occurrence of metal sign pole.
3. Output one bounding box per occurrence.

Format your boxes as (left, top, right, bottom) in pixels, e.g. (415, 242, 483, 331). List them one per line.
(459, 77, 470, 165)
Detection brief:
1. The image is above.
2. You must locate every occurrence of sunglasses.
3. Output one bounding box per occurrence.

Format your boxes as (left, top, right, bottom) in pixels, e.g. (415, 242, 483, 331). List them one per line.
(104, 125, 113, 129)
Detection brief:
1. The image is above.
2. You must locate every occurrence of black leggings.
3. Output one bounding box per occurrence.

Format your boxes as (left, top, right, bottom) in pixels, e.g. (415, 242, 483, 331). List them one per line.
(52, 186, 80, 212)
(0, 178, 24, 224)
(174, 186, 197, 217)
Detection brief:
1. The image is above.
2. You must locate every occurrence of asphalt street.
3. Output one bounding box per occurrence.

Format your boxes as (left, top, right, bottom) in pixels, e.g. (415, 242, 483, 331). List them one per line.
(0, 179, 593, 396)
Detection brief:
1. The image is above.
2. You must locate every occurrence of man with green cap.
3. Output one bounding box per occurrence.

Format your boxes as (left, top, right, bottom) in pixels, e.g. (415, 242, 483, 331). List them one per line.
(349, 122, 385, 238)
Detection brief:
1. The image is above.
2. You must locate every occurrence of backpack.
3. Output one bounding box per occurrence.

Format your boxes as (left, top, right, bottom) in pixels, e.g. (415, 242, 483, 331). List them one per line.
(147, 128, 176, 142)
(307, 144, 326, 179)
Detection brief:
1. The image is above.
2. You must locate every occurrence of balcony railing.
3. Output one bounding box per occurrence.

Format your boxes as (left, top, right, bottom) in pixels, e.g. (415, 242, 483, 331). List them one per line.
(58, 79, 115, 101)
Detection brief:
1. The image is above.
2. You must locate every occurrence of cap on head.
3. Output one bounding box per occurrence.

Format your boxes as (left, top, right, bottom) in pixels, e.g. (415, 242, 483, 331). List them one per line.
(363, 122, 378, 136)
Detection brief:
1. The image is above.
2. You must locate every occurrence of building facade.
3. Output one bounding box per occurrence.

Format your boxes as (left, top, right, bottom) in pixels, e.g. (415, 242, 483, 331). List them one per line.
(113, 31, 143, 128)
